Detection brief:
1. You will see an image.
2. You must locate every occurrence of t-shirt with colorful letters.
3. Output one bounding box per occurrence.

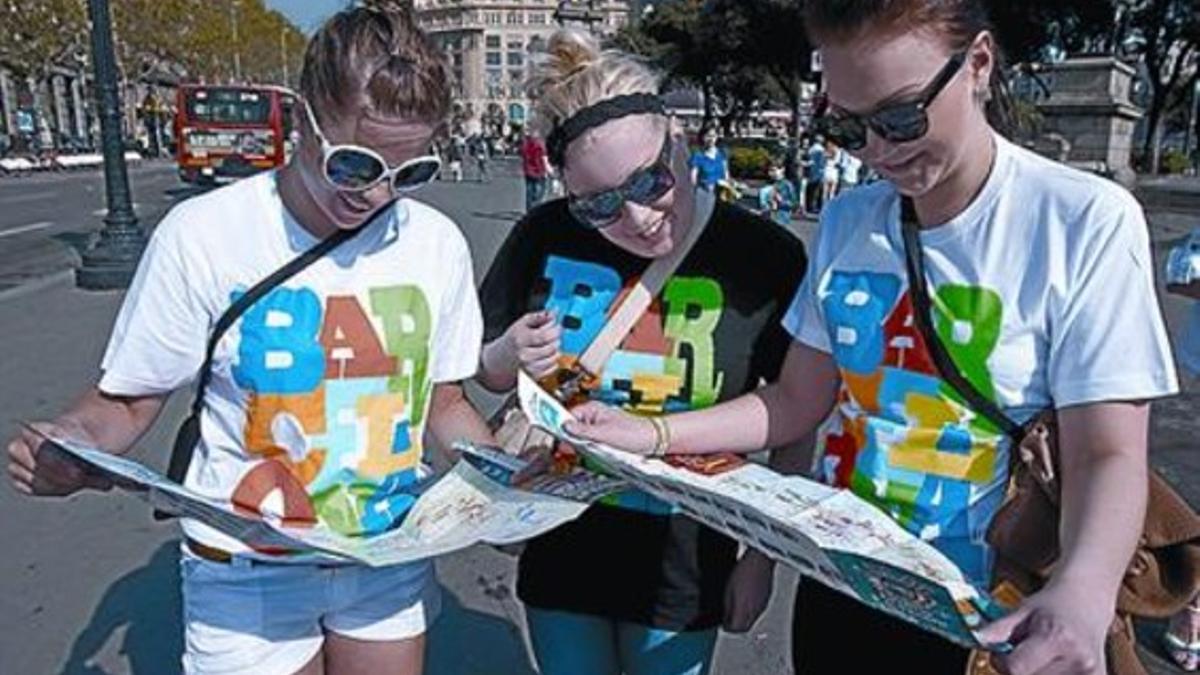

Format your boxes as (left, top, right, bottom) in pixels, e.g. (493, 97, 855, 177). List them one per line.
(480, 198, 806, 629)
(99, 171, 483, 560)
(783, 135, 1178, 587)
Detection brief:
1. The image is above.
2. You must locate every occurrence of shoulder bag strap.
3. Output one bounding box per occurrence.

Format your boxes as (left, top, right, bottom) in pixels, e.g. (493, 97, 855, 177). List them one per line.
(897, 196, 1025, 442)
(163, 223, 366, 485)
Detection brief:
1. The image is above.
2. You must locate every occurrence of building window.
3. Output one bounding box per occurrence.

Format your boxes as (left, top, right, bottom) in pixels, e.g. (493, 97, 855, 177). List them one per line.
(486, 52, 502, 67)
(507, 51, 523, 67)
(507, 11, 522, 24)
(530, 12, 547, 25)
(485, 11, 501, 25)
(486, 69, 503, 99)
(486, 35, 501, 49)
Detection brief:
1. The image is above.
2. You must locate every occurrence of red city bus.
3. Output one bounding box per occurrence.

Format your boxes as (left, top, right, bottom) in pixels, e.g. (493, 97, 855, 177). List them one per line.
(174, 84, 297, 184)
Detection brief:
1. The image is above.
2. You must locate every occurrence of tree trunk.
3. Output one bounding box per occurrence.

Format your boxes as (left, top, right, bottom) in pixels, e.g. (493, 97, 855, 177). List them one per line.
(702, 80, 715, 130)
(1142, 86, 1168, 175)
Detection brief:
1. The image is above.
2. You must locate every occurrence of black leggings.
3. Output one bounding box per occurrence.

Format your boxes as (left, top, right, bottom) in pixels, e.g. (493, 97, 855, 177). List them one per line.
(791, 578, 970, 674)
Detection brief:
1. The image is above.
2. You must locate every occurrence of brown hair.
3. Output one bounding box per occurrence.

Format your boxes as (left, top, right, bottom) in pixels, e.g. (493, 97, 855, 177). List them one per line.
(299, 2, 450, 129)
(803, 0, 1014, 134)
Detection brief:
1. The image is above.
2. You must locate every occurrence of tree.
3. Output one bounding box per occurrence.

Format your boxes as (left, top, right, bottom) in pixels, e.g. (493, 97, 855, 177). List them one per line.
(617, 0, 722, 127)
(1120, 0, 1200, 171)
(0, 0, 88, 80)
(0, 0, 88, 149)
(703, 0, 812, 136)
(986, 0, 1117, 64)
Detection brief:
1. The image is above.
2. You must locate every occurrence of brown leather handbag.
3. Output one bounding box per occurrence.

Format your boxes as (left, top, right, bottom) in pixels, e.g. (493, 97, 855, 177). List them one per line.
(899, 198, 1200, 674)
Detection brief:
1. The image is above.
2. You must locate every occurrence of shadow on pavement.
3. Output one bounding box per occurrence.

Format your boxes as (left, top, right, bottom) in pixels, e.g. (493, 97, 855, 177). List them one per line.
(427, 582, 536, 675)
(60, 542, 183, 675)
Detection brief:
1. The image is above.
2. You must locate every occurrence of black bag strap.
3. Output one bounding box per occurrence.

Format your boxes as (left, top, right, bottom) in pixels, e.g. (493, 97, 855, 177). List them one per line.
(897, 196, 1026, 443)
(163, 224, 366, 485)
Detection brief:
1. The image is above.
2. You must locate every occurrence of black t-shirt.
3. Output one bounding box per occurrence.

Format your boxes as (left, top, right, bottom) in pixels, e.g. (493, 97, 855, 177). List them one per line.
(479, 197, 807, 630)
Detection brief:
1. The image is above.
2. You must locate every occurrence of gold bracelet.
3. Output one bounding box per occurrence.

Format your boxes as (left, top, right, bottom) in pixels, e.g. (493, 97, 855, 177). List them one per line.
(648, 416, 671, 458)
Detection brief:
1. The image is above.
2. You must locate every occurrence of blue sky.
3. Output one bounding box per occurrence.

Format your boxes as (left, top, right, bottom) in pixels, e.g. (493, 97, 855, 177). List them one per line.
(266, 0, 347, 33)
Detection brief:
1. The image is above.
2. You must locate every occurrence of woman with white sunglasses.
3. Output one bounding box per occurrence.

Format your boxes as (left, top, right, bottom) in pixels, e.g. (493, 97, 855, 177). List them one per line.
(6, 5, 494, 674)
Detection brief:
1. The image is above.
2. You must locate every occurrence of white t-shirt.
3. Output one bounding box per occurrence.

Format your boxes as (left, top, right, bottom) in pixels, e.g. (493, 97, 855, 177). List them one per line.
(783, 134, 1178, 586)
(839, 152, 863, 185)
(100, 172, 483, 558)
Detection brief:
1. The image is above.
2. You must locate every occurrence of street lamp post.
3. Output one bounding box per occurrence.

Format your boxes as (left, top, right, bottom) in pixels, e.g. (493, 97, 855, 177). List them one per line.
(76, 0, 147, 290)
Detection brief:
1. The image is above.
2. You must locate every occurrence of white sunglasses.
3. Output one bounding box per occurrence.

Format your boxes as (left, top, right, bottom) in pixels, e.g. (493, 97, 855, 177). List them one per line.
(302, 99, 442, 193)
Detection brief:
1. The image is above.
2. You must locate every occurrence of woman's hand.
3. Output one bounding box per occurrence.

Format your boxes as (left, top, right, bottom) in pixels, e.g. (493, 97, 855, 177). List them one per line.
(976, 580, 1111, 675)
(496, 310, 561, 380)
(564, 401, 658, 455)
(7, 421, 112, 497)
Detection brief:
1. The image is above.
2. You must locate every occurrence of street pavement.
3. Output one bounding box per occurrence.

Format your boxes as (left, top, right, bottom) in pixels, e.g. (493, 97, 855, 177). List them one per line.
(0, 161, 193, 294)
(0, 160, 1193, 674)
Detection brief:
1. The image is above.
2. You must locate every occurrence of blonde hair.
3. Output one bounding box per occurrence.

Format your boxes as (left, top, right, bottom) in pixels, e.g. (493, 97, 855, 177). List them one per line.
(525, 29, 662, 139)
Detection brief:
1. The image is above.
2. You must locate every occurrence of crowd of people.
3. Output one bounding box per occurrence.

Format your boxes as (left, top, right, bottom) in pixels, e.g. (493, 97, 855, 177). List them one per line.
(5, 2, 1198, 675)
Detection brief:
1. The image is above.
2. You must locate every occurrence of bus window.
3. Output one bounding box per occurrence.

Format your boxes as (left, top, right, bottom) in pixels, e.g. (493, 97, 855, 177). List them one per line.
(186, 88, 271, 125)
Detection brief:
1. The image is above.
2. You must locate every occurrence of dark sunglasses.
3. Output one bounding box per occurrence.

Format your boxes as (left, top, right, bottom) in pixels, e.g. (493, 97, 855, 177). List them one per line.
(814, 52, 967, 151)
(303, 99, 441, 193)
(567, 133, 675, 229)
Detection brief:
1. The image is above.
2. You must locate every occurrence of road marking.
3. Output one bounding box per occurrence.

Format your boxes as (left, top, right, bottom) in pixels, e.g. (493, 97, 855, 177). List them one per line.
(0, 221, 54, 238)
(0, 191, 56, 204)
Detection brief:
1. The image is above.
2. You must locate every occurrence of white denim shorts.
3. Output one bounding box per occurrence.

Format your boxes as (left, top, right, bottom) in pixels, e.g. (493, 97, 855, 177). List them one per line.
(179, 545, 440, 675)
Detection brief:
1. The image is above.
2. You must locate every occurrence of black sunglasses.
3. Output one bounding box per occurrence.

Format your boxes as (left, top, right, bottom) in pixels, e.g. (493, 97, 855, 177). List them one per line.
(567, 133, 675, 229)
(815, 52, 967, 151)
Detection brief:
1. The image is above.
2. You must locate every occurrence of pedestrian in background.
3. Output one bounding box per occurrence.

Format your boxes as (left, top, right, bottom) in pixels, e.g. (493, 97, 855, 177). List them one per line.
(446, 127, 466, 182)
(838, 146, 863, 193)
(821, 138, 843, 207)
(469, 132, 491, 182)
(804, 134, 827, 214)
(792, 134, 811, 215)
(520, 127, 552, 210)
(6, 5, 495, 674)
(758, 159, 797, 226)
(688, 126, 729, 193)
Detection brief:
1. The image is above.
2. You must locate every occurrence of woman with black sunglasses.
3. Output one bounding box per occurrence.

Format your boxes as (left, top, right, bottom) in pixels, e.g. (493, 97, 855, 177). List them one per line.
(474, 28, 808, 675)
(566, 1, 1179, 674)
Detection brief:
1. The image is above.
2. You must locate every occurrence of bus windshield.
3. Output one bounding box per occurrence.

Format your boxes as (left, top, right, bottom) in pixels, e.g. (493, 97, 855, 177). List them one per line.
(185, 88, 271, 125)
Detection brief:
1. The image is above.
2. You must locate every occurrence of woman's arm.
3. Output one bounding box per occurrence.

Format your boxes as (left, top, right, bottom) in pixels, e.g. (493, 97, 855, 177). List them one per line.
(8, 386, 167, 496)
(978, 401, 1152, 673)
(425, 381, 496, 464)
(568, 341, 840, 455)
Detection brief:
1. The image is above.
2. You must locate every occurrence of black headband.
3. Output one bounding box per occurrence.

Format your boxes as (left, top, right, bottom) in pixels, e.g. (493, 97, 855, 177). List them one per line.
(546, 93, 666, 167)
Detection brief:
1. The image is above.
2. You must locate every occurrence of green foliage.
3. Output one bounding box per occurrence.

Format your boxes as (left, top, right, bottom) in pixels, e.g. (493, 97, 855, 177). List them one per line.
(727, 145, 773, 180)
(1161, 147, 1191, 174)
(0, 0, 308, 87)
